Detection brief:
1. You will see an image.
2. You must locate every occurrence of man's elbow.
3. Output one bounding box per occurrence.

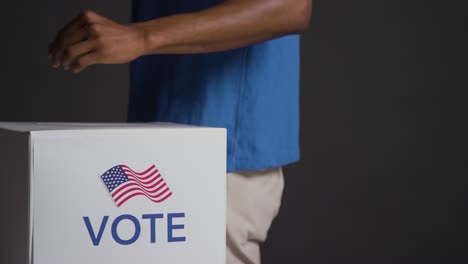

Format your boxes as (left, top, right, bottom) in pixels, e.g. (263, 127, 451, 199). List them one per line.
(286, 0, 312, 34)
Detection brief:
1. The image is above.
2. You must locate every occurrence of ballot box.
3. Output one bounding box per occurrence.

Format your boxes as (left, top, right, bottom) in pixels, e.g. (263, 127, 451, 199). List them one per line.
(0, 122, 226, 264)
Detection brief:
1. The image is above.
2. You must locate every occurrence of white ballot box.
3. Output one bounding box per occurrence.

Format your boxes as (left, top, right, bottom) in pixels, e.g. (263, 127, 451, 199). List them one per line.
(0, 122, 226, 264)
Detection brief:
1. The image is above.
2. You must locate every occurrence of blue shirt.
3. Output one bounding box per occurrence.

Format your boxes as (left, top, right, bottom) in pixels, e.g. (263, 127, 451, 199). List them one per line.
(129, 0, 300, 172)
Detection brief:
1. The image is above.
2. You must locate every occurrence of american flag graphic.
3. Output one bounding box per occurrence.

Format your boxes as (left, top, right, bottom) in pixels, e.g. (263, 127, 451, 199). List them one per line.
(100, 164, 172, 207)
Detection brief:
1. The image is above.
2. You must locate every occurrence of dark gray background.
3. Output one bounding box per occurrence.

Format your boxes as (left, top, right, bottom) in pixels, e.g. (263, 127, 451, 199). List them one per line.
(1, 1, 466, 263)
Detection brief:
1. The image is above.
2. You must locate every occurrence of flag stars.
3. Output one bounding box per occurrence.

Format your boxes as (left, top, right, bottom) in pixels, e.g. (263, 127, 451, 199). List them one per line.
(100, 165, 129, 192)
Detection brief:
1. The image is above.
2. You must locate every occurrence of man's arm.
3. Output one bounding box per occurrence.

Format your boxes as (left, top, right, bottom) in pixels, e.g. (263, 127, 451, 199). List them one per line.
(49, 0, 312, 73)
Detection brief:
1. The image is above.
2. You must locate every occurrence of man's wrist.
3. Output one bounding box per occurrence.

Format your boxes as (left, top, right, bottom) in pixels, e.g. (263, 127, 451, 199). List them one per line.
(131, 22, 166, 56)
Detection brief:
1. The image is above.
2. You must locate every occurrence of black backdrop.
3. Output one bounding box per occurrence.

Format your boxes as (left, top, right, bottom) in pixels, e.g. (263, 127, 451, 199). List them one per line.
(1, 1, 466, 263)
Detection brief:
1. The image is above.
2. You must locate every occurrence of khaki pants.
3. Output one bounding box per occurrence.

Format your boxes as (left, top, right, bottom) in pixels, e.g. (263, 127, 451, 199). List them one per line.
(226, 167, 285, 264)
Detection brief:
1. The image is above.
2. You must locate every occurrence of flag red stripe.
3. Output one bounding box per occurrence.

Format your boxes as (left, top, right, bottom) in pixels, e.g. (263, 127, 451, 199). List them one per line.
(117, 191, 172, 207)
(120, 164, 156, 176)
(112, 179, 165, 200)
(115, 187, 170, 205)
(112, 174, 162, 197)
(125, 171, 160, 185)
(113, 182, 168, 201)
(123, 168, 159, 181)
(124, 176, 163, 191)
(114, 186, 169, 204)
(126, 174, 161, 188)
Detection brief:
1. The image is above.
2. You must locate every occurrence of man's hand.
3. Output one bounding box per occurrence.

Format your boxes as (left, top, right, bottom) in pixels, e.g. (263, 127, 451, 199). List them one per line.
(48, 10, 147, 73)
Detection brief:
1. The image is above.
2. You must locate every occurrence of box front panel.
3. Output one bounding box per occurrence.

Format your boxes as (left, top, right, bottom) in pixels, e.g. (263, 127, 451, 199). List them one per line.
(32, 129, 226, 264)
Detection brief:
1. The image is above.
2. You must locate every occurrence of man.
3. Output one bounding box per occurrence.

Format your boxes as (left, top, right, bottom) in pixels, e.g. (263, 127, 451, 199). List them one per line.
(48, 0, 312, 263)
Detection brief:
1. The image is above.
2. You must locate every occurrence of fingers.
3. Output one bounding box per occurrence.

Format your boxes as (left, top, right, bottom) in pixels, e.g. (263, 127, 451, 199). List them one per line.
(59, 11, 89, 38)
(49, 11, 91, 62)
(49, 10, 112, 69)
(69, 53, 100, 73)
(51, 27, 90, 67)
(60, 40, 96, 70)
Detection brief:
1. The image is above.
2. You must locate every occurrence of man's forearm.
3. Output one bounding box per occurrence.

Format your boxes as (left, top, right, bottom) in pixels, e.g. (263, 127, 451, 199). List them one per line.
(135, 0, 312, 55)
(49, 0, 311, 72)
